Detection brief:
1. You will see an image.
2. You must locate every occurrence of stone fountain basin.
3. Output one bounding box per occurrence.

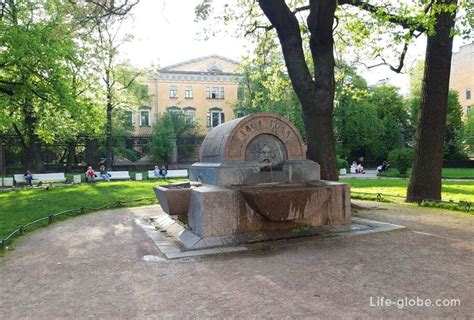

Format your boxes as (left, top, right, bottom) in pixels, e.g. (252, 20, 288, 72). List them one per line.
(153, 182, 200, 220)
(238, 181, 348, 222)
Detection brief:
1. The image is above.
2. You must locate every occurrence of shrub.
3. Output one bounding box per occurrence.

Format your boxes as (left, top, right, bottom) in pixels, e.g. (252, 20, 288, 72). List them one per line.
(378, 168, 401, 177)
(388, 148, 413, 175)
(445, 151, 469, 161)
(336, 156, 348, 170)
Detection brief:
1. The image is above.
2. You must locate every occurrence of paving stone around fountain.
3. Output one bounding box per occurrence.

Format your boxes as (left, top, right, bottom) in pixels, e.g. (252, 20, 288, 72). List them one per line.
(135, 212, 406, 259)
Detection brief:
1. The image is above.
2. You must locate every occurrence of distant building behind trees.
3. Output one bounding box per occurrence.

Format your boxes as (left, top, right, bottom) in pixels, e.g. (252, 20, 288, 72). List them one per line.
(121, 55, 242, 164)
(450, 43, 474, 118)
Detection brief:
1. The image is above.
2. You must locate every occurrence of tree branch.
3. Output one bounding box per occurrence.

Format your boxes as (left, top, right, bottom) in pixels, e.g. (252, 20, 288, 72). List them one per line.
(244, 4, 310, 37)
(339, 0, 428, 32)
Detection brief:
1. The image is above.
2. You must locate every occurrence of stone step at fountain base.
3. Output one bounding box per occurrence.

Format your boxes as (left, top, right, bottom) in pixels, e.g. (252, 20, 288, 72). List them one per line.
(135, 211, 406, 260)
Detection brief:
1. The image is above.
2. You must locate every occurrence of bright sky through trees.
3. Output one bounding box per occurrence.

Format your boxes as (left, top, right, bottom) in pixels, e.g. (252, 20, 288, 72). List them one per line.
(121, 0, 468, 94)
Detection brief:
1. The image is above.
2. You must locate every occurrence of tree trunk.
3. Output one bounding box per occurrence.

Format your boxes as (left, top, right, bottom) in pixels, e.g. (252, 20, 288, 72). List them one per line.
(23, 100, 44, 172)
(66, 140, 76, 172)
(259, 0, 338, 181)
(26, 138, 44, 172)
(85, 139, 99, 166)
(407, 0, 457, 202)
(307, 0, 338, 180)
(105, 101, 113, 169)
(0, 136, 5, 175)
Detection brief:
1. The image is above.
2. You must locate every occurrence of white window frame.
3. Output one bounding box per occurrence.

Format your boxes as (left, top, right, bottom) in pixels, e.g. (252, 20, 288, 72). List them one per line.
(206, 86, 224, 99)
(167, 106, 181, 114)
(185, 86, 193, 99)
(183, 107, 196, 122)
(170, 85, 178, 98)
(466, 88, 472, 100)
(139, 109, 151, 127)
(207, 108, 224, 127)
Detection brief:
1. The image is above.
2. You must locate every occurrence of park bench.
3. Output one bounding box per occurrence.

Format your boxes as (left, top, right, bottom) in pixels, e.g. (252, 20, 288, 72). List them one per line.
(1, 177, 14, 187)
(94, 171, 130, 181)
(14, 173, 66, 185)
(147, 169, 188, 179)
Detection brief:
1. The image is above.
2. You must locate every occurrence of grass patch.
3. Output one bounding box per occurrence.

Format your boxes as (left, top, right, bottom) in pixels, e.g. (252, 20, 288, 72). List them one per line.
(376, 168, 474, 179)
(441, 168, 474, 179)
(341, 178, 474, 212)
(0, 179, 186, 243)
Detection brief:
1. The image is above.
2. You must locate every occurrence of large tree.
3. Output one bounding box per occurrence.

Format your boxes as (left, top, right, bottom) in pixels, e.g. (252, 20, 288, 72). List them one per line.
(257, 0, 339, 180)
(0, 1, 92, 172)
(407, 0, 458, 201)
(0, 0, 140, 172)
(91, 15, 142, 168)
(196, 0, 458, 181)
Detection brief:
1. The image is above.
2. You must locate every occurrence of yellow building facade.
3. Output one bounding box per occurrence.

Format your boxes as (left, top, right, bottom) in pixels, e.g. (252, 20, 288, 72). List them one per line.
(133, 55, 241, 137)
(450, 43, 474, 117)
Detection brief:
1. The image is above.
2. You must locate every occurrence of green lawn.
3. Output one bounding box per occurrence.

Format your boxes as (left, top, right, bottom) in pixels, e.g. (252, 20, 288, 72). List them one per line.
(0, 179, 185, 240)
(2, 177, 473, 249)
(379, 168, 474, 179)
(341, 178, 474, 203)
(441, 168, 474, 179)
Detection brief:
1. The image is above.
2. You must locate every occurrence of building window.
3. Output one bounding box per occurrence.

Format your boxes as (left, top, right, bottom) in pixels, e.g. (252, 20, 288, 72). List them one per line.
(206, 86, 224, 99)
(467, 106, 472, 115)
(123, 111, 135, 128)
(467, 89, 472, 100)
(185, 86, 193, 99)
(167, 106, 181, 114)
(139, 110, 150, 127)
(183, 107, 196, 122)
(170, 85, 178, 98)
(207, 108, 224, 127)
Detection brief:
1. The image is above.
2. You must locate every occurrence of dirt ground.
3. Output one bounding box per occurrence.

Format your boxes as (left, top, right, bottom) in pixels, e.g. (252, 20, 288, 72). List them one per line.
(0, 201, 473, 319)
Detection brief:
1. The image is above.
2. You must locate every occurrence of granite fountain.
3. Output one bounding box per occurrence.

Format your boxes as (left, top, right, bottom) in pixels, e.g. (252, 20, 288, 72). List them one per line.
(153, 113, 351, 242)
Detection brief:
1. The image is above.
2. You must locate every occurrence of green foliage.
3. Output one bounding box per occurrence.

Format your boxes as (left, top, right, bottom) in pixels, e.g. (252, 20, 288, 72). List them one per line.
(378, 168, 401, 177)
(111, 109, 137, 162)
(388, 148, 414, 175)
(407, 61, 468, 160)
(334, 65, 408, 162)
(148, 112, 199, 163)
(292, 224, 310, 233)
(235, 38, 305, 137)
(0, 0, 103, 143)
(464, 112, 474, 155)
(336, 156, 349, 170)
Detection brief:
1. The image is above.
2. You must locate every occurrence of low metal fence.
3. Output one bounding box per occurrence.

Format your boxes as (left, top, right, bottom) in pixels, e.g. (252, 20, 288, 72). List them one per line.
(351, 191, 471, 212)
(0, 197, 156, 250)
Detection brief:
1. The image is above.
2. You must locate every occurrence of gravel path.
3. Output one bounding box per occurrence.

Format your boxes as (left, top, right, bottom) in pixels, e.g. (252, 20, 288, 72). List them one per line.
(0, 202, 473, 319)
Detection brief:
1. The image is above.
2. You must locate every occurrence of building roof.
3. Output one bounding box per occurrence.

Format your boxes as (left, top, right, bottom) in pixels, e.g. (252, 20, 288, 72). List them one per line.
(160, 55, 240, 71)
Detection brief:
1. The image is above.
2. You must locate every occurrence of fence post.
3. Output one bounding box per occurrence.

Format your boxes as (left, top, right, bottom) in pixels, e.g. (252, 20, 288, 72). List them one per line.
(463, 202, 471, 212)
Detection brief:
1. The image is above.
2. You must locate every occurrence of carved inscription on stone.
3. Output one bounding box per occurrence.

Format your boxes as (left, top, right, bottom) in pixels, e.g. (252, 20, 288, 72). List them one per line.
(236, 119, 292, 145)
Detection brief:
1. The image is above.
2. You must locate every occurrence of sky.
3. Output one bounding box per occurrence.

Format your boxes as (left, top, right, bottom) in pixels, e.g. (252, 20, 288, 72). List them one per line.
(120, 0, 248, 68)
(120, 0, 468, 95)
